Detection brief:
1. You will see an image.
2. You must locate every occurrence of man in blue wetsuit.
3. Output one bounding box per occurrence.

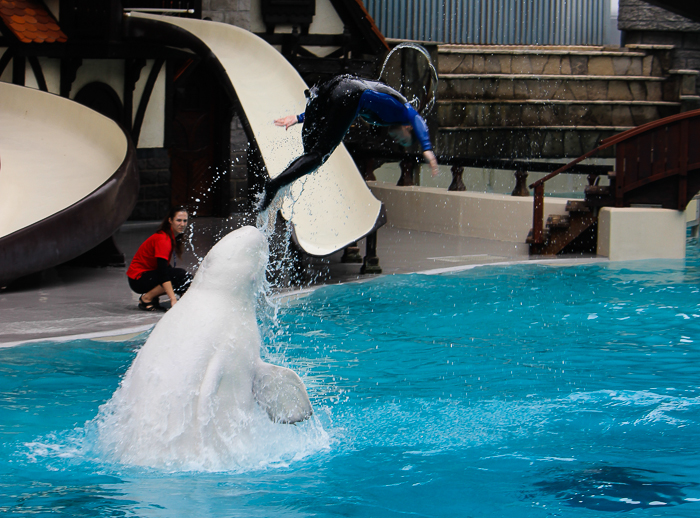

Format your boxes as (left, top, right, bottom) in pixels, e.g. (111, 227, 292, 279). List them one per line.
(258, 75, 439, 210)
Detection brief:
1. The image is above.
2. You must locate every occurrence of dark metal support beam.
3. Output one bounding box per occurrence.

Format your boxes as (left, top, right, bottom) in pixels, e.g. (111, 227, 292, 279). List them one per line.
(60, 57, 82, 97)
(124, 58, 147, 133)
(12, 53, 24, 85)
(27, 56, 48, 91)
(132, 58, 165, 145)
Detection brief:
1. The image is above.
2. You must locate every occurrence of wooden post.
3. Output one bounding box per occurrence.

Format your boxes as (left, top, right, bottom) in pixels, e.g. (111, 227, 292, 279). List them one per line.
(449, 165, 466, 191)
(679, 119, 689, 209)
(397, 157, 419, 186)
(532, 184, 545, 244)
(615, 141, 626, 207)
(511, 169, 529, 196)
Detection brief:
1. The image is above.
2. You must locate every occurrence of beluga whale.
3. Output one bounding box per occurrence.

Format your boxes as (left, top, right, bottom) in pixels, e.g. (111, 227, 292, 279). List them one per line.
(95, 226, 313, 470)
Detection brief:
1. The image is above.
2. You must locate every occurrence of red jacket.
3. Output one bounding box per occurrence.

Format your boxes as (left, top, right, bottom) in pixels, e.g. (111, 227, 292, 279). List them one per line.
(126, 230, 173, 280)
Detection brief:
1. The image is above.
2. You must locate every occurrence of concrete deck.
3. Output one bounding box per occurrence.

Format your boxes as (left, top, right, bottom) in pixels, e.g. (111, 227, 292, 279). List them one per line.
(0, 217, 595, 347)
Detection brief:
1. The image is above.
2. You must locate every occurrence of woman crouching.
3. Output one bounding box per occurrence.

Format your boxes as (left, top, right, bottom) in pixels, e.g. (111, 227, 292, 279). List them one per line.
(126, 206, 192, 311)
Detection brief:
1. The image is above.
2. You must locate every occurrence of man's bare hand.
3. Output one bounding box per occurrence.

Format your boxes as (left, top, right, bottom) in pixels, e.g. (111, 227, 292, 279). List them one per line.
(424, 150, 439, 177)
(274, 115, 298, 130)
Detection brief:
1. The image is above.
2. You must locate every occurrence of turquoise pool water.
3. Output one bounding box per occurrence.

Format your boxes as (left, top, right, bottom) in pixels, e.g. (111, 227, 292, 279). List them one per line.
(2, 241, 700, 516)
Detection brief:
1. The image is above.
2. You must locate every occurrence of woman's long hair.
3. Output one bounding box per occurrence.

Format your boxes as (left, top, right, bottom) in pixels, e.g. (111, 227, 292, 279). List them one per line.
(158, 206, 188, 260)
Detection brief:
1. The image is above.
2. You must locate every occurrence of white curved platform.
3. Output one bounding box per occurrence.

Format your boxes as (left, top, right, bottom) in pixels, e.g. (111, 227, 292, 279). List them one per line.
(0, 82, 138, 285)
(129, 13, 384, 256)
(0, 83, 129, 239)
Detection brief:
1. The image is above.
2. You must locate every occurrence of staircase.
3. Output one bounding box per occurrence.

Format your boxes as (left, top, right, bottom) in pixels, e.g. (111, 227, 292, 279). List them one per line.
(526, 183, 611, 256)
(432, 43, 700, 256)
(435, 44, 699, 161)
(525, 108, 700, 256)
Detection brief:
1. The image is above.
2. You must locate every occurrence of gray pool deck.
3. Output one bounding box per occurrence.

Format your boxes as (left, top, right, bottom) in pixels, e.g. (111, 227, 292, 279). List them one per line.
(0, 216, 599, 347)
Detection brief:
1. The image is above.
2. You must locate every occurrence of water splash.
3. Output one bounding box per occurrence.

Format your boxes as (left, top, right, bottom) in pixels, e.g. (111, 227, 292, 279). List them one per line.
(92, 227, 326, 472)
(378, 42, 439, 117)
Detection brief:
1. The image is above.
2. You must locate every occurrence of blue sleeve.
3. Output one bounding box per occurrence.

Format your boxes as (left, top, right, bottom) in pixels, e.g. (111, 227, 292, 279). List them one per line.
(405, 104, 433, 152)
(358, 91, 433, 151)
(297, 113, 305, 123)
(358, 90, 407, 124)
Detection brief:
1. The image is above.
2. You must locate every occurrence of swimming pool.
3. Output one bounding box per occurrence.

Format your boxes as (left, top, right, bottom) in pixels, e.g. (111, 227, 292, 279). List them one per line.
(1, 240, 699, 516)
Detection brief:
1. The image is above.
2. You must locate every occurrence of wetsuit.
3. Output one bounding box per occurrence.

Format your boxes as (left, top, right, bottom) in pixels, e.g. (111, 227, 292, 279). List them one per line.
(260, 75, 433, 210)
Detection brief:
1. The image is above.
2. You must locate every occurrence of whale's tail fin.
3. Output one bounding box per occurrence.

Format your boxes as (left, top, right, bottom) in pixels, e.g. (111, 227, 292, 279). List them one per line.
(253, 363, 313, 424)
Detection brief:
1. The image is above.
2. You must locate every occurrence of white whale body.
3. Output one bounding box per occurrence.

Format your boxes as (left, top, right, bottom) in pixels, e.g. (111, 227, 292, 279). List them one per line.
(95, 226, 313, 468)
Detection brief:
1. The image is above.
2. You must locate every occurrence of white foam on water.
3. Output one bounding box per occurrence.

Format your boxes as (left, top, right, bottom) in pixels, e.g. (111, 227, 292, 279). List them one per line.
(92, 226, 328, 472)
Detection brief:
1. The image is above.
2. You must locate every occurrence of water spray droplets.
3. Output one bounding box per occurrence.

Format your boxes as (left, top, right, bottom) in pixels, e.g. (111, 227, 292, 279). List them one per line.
(378, 42, 439, 117)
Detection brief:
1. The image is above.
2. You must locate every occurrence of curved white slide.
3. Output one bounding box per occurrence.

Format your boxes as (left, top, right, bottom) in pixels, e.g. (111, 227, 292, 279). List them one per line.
(127, 13, 385, 256)
(0, 82, 138, 286)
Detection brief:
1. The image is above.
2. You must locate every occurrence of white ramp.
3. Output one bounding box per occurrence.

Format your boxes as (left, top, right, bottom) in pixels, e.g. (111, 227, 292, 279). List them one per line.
(0, 82, 138, 286)
(128, 13, 384, 256)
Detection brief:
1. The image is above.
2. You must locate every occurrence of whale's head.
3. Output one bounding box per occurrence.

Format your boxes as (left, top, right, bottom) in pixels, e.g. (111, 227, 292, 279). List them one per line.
(189, 226, 268, 294)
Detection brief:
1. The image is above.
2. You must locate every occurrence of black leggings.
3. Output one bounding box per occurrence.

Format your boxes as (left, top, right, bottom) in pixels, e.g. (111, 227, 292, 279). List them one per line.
(128, 267, 192, 296)
(261, 77, 365, 209)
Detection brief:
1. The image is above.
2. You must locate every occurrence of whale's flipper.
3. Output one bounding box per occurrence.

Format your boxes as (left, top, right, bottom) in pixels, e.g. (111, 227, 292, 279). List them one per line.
(253, 363, 313, 424)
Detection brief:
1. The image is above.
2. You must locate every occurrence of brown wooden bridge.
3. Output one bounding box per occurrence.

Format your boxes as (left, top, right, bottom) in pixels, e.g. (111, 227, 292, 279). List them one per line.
(528, 108, 700, 255)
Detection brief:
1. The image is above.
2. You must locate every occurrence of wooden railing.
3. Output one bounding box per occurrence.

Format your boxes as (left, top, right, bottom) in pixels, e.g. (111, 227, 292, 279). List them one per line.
(528, 108, 700, 245)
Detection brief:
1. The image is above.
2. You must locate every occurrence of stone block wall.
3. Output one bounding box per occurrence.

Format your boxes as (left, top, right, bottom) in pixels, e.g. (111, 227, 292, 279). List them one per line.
(202, 0, 252, 30)
(619, 0, 700, 94)
(130, 148, 171, 221)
